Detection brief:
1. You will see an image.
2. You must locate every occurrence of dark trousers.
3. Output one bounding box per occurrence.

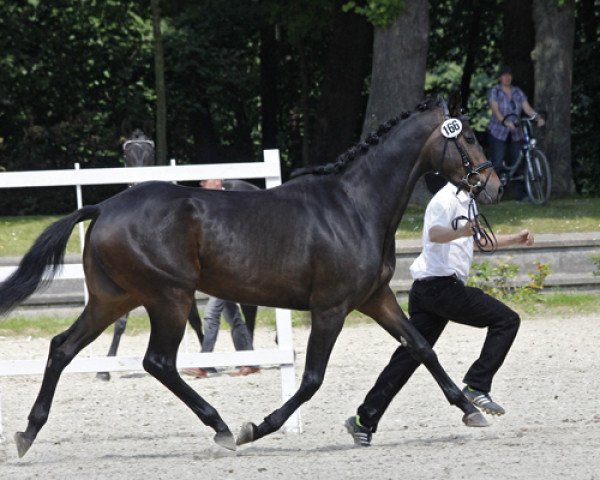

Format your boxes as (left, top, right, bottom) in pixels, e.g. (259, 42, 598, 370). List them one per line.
(487, 132, 522, 172)
(357, 275, 520, 432)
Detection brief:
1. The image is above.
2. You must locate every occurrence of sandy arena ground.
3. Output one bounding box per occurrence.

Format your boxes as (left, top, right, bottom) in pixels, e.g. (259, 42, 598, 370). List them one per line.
(0, 315, 599, 480)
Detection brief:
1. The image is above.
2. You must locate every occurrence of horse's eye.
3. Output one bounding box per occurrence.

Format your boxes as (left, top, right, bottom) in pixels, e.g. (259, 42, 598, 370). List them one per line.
(465, 136, 475, 144)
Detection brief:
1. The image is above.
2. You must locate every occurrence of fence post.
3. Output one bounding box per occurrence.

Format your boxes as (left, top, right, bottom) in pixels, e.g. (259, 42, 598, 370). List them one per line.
(74, 163, 88, 305)
(263, 150, 282, 189)
(277, 308, 302, 432)
(0, 156, 302, 438)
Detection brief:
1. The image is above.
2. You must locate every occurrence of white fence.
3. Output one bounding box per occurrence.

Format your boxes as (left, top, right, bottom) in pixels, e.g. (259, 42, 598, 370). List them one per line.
(0, 150, 301, 436)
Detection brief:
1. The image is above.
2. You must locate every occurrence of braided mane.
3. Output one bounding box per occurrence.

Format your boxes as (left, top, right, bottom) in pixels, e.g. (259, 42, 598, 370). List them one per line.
(291, 97, 438, 178)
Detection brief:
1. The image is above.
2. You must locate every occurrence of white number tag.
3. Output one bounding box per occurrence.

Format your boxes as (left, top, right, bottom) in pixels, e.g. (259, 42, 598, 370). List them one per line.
(441, 118, 463, 138)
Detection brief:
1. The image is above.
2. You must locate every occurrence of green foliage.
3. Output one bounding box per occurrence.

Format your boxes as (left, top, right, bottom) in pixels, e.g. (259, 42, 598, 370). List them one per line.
(468, 259, 519, 298)
(468, 260, 552, 305)
(0, 0, 154, 213)
(0, 0, 339, 214)
(572, 40, 600, 196)
(526, 262, 552, 291)
(1, 0, 597, 218)
(343, 0, 406, 27)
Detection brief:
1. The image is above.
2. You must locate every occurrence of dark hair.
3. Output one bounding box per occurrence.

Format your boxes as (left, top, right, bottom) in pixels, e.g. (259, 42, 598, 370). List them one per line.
(498, 64, 512, 76)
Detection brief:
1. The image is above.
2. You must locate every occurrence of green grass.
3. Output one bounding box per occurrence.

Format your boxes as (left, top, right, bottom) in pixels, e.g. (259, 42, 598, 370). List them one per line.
(0, 216, 86, 256)
(398, 196, 600, 239)
(1, 196, 600, 255)
(1, 292, 597, 338)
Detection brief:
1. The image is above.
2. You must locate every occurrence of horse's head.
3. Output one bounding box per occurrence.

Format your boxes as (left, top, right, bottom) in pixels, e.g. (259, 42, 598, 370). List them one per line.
(424, 92, 502, 204)
(122, 129, 155, 167)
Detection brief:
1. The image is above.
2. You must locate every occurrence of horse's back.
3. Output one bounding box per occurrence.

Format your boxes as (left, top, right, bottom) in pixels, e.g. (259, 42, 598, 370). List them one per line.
(87, 179, 385, 309)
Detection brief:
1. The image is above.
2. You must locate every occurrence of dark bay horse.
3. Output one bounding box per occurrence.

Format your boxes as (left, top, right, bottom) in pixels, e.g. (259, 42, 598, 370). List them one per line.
(97, 132, 260, 381)
(0, 94, 501, 457)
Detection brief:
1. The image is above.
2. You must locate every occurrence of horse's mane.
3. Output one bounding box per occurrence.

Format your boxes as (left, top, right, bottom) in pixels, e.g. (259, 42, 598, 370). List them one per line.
(290, 96, 439, 178)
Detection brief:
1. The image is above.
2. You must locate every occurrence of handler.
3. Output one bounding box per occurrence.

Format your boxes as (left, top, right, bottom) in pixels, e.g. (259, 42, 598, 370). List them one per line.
(346, 180, 534, 447)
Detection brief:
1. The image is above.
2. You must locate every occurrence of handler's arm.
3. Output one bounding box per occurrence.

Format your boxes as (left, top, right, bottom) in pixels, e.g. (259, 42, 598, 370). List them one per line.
(496, 229, 534, 248)
(429, 223, 474, 243)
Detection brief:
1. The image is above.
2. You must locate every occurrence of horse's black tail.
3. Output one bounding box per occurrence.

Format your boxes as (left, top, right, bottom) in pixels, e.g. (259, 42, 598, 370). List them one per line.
(0, 205, 100, 316)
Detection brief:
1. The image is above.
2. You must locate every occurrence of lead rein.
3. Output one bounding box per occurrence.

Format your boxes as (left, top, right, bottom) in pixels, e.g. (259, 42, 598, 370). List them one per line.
(451, 196, 497, 254)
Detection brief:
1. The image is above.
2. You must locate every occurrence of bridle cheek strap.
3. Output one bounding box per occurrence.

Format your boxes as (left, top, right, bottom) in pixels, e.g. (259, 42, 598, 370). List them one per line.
(449, 138, 493, 195)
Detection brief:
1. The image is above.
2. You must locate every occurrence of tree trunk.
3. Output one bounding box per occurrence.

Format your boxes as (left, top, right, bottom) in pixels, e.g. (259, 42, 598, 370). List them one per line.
(460, 0, 483, 108)
(151, 0, 168, 165)
(532, 0, 576, 196)
(362, 0, 430, 205)
(299, 45, 311, 167)
(362, 0, 429, 135)
(503, 0, 535, 100)
(260, 25, 279, 151)
(310, 1, 373, 165)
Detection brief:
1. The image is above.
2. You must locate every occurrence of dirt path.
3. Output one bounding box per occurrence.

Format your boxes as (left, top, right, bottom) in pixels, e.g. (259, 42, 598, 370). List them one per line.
(1, 315, 599, 479)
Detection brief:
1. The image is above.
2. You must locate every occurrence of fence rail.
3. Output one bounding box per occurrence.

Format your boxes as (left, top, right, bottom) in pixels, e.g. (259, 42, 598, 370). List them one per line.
(0, 150, 302, 436)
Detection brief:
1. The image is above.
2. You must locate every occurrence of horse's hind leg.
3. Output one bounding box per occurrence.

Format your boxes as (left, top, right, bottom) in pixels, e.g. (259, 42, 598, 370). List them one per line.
(237, 306, 346, 445)
(143, 299, 235, 450)
(15, 298, 127, 457)
(97, 313, 129, 381)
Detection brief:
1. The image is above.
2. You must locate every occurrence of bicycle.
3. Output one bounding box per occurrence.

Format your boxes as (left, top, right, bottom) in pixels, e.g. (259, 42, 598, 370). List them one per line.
(500, 113, 551, 204)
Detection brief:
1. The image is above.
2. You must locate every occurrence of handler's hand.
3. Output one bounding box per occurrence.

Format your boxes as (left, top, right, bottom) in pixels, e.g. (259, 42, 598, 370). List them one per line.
(515, 229, 534, 246)
(458, 221, 475, 238)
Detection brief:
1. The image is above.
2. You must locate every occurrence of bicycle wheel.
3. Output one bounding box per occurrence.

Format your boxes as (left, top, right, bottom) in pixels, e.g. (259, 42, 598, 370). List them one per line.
(525, 149, 551, 204)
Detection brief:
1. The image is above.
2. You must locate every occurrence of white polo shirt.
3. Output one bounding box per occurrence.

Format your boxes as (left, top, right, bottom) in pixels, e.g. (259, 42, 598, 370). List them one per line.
(409, 182, 475, 284)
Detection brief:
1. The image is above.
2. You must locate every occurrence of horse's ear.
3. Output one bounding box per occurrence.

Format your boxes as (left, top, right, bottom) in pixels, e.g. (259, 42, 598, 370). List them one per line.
(143, 119, 155, 137)
(448, 90, 463, 117)
(121, 119, 132, 137)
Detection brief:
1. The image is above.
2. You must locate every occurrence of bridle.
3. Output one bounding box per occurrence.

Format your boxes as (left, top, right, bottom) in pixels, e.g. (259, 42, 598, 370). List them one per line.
(123, 137, 155, 152)
(450, 198, 497, 253)
(437, 98, 497, 253)
(122, 135, 155, 168)
(437, 98, 493, 196)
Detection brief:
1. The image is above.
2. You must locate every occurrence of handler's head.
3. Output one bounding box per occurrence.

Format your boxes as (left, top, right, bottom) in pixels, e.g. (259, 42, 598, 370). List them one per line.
(200, 179, 224, 190)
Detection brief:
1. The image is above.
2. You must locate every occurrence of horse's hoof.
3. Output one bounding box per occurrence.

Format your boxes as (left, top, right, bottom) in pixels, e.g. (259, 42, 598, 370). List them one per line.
(236, 422, 258, 446)
(14, 431, 33, 458)
(462, 411, 489, 427)
(96, 371, 111, 381)
(213, 430, 236, 451)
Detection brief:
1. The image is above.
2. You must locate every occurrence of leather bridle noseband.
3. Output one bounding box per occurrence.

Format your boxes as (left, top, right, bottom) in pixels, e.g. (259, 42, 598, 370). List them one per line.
(122, 136, 155, 168)
(123, 137, 155, 151)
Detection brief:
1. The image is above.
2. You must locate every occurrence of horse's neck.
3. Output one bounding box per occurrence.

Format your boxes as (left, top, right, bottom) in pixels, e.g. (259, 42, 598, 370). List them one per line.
(343, 112, 437, 234)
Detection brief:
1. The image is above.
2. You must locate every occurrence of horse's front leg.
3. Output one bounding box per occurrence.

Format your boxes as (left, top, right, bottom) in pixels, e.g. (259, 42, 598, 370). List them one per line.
(237, 306, 346, 445)
(358, 287, 486, 426)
